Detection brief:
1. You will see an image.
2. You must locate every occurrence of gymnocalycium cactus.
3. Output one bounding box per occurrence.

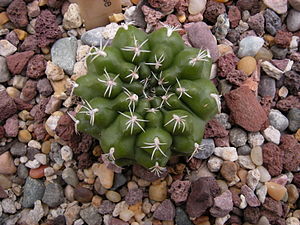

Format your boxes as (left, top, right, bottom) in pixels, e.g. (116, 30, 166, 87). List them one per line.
(72, 25, 220, 176)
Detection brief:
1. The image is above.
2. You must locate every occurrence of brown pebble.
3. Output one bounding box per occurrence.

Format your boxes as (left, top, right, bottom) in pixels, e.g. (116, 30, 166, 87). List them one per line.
(74, 186, 93, 203)
(0, 152, 17, 175)
(265, 182, 287, 201)
(0, 12, 9, 26)
(29, 165, 48, 178)
(237, 56, 257, 76)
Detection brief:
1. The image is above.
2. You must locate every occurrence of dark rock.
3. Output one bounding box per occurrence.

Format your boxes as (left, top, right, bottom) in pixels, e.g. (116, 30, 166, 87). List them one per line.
(19, 35, 39, 52)
(47, 0, 64, 8)
(292, 61, 300, 73)
(270, 45, 288, 59)
(30, 97, 49, 122)
(35, 10, 62, 47)
(276, 95, 300, 112)
(21, 79, 37, 102)
(10, 142, 27, 156)
(293, 173, 300, 188)
(7, 0, 28, 28)
(258, 76, 276, 98)
(284, 71, 300, 95)
(209, 190, 233, 217)
(236, 0, 260, 14)
(76, 152, 93, 169)
(153, 199, 175, 221)
(262, 142, 283, 176)
(141, 5, 164, 28)
(0, 126, 4, 139)
(6, 51, 34, 75)
(42, 182, 64, 207)
(80, 206, 102, 225)
(17, 163, 28, 179)
(237, 145, 251, 155)
(204, 118, 229, 138)
(3, 115, 18, 137)
(0, 91, 17, 121)
(230, 188, 242, 207)
(125, 188, 143, 205)
(0, 0, 13, 7)
(214, 136, 230, 147)
(148, 0, 178, 13)
(280, 134, 300, 172)
(111, 173, 127, 190)
(203, 0, 226, 23)
(132, 164, 168, 182)
(37, 78, 53, 96)
(175, 207, 193, 225)
(287, 108, 300, 132)
(217, 53, 239, 78)
(264, 9, 282, 36)
(21, 177, 45, 208)
(241, 185, 260, 207)
(220, 161, 238, 182)
(26, 55, 46, 79)
(261, 197, 283, 223)
(26, 147, 40, 160)
(244, 207, 260, 224)
(169, 180, 191, 203)
(14, 97, 33, 111)
(228, 6, 241, 28)
(0, 186, 8, 199)
(274, 30, 293, 48)
(46, 215, 66, 225)
(226, 29, 240, 43)
(248, 12, 265, 36)
(98, 200, 115, 215)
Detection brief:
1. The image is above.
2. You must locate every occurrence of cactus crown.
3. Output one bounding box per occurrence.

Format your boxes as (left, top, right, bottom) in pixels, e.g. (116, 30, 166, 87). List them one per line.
(73, 25, 219, 176)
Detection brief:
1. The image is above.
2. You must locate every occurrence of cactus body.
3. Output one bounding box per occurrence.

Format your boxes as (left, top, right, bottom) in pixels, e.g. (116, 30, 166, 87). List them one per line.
(74, 25, 219, 176)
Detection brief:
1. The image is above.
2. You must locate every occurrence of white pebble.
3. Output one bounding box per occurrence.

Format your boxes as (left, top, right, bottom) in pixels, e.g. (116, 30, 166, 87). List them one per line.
(189, 0, 207, 15)
(61, 146, 73, 162)
(215, 215, 230, 225)
(286, 217, 300, 225)
(44, 167, 55, 177)
(239, 194, 247, 209)
(247, 168, 260, 190)
(248, 132, 264, 147)
(34, 153, 47, 165)
(214, 147, 238, 161)
(238, 156, 256, 170)
(28, 140, 41, 149)
(0, 40, 17, 57)
(257, 166, 271, 182)
(20, 156, 28, 164)
(74, 219, 84, 225)
(256, 185, 267, 204)
(262, 126, 281, 144)
(25, 159, 41, 169)
(207, 156, 223, 172)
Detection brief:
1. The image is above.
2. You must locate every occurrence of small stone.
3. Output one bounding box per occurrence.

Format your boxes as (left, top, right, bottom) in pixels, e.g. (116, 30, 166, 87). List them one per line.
(288, 108, 300, 132)
(125, 188, 143, 205)
(280, 134, 300, 172)
(188, 0, 206, 15)
(61, 167, 78, 187)
(287, 9, 300, 32)
(99, 200, 116, 215)
(0, 57, 10, 83)
(263, 0, 287, 14)
(80, 206, 102, 225)
(256, 185, 267, 204)
(238, 155, 256, 169)
(248, 132, 265, 148)
(255, 47, 273, 61)
(258, 76, 276, 98)
(25, 159, 41, 169)
(229, 128, 247, 147)
(265, 182, 287, 201)
(18, 129, 32, 143)
(248, 12, 265, 36)
(220, 161, 238, 182)
(284, 71, 300, 95)
(287, 184, 299, 204)
(81, 27, 106, 47)
(238, 145, 252, 155)
(257, 166, 271, 182)
(268, 109, 289, 131)
(238, 36, 264, 58)
(214, 147, 238, 161)
(203, 0, 226, 23)
(6, 50, 34, 75)
(4, 115, 18, 137)
(26, 54, 46, 79)
(0, 174, 12, 190)
(175, 207, 193, 225)
(51, 37, 77, 75)
(210, 190, 233, 217)
(264, 9, 282, 36)
(0, 40, 17, 57)
(74, 186, 93, 203)
(153, 199, 175, 221)
(63, 3, 82, 30)
(106, 191, 121, 203)
(42, 182, 64, 207)
(149, 180, 168, 202)
(208, 156, 223, 172)
(237, 56, 257, 76)
(228, 6, 241, 28)
(119, 209, 134, 222)
(0, 151, 17, 175)
(7, 0, 28, 28)
(27, 0, 40, 18)
(263, 142, 283, 176)
(271, 45, 288, 59)
(29, 165, 47, 178)
(262, 126, 281, 144)
(193, 139, 215, 159)
(45, 61, 65, 81)
(241, 185, 261, 207)
(2, 198, 16, 214)
(22, 177, 45, 208)
(251, 146, 263, 166)
(92, 163, 114, 189)
(247, 168, 260, 190)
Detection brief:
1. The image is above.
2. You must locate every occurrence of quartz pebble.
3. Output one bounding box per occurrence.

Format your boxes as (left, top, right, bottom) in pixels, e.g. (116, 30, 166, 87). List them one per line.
(256, 185, 267, 204)
(265, 182, 287, 201)
(61, 145, 73, 161)
(263, 0, 287, 14)
(214, 147, 238, 161)
(208, 156, 224, 172)
(238, 155, 256, 170)
(248, 132, 265, 147)
(247, 168, 260, 190)
(286, 217, 300, 225)
(229, 128, 247, 147)
(287, 9, 300, 32)
(63, 3, 82, 30)
(262, 126, 281, 144)
(0, 39, 17, 56)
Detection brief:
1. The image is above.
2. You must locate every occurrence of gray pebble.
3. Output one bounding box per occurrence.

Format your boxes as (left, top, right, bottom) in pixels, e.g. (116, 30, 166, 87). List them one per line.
(215, 113, 231, 129)
(288, 108, 300, 132)
(80, 206, 102, 225)
(0, 56, 10, 83)
(229, 128, 248, 147)
(49, 142, 64, 165)
(51, 37, 78, 75)
(62, 167, 79, 187)
(238, 36, 264, 58)
(193, 139, 215, 159)
(10, 142, 27, 156)
(42, 182, 64, 207)
(268, 109, 289, 131)
(264, 9, 282, 36)
(22, 177, 45, 208)
(111, 173, 127, 191)
(0, 0, 12, 7)
(258, 76, 276, 98)
(81, 27, 106, 47)
(17, 164, 28, 179)
(287, 9, 300, 32)
(237, 145, 252, 155)
(270, 46, 288, 59)
(175, 207, 193, 225)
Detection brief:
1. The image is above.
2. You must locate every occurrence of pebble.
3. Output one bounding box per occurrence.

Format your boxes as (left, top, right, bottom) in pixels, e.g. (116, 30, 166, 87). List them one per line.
(256, 185, 267, 204)
(92, 163, 114, 189)
(62, 167, 79, 187)
(261, 61, 283, 80)
(45, 61, 65, 81)
(29, 165, 47, 178)
(2, 198, 16, 214)
(28, 140, 41, 149)
(248, 132, 265, 148)
(42, 182, 64, 207)
(81, 27, 106, 47)
(287, 184, 299, 204)
(238, 36, 264, 58)
(268, 109, 289, 131)
(263, 0, 287, 14)
(61, 145, 73, 161)
(289, 0, 300, 11)
(21, 177, 45, 208)
(34, 153, 47, 165)
(74, 186, 93, 203)
(41, 141, 51, 154)
(214, 113, 231, 129)
(214, 147, 238, 161)
(238, 155, 256, 169)
(250, 146, 263, 166)
(264, 9, 282, 36)
(287, 9, 300, 32)
(18, 129, 32, 143)
(0, 56, 10, 83)
(149, 180, 168, 202)
(63, 3, 82, 30)
(214, 14, 230, 40)
(119, 208, 134, 222)
(271, 45, 288, 59)
(247, 168, 260, 190)
(0, 0, 12, 7)
(258, 76, 276, 97)
(207, 156, 223, 172)
(237, 56, 257, 75)
(262, 125, 281, 144)
(106, 190, 122, 203)
(241, 185, 261, 207)
(175, 207, 193, 225)
(0, 39, 17, 56)
(10, 142, 27, 157)
(220, 161, 238, 182)
(193, 139, 215, 159)
(265, 182, 287, 201)
(288, 108, 300, 132)
(25, 159, 41, 169)
(255, 47, 273, 61)
(0, 174, 12, 189)
(80, 206, 102, 225)
(188, 0, 206, 15)
(111, 173, 127, 191)
(237, 145, 251, 155)
(153, 199, 175, 221)
(0, 151, 17, 174)
(257, 216, 271, 225)
(229, 128, 248, 147)
(286, 217, 300, 225)
(51, 37, 78, 75)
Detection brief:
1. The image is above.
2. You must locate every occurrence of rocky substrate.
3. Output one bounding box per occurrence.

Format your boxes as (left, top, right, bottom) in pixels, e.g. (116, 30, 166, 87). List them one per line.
(0, 0, 300, 224)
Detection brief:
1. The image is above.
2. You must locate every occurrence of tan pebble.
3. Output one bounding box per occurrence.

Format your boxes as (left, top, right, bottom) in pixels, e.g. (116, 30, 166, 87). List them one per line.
(92, 145, 102, 157)
(109, 13, 125, 23)
(84, 167, 95, 179)
(0, 174, 12, 189)
(237, 56, 257, 76)
(162, 221, 175, 225)
(177, 14, 186, 23)
(64, 185, 75, 202)
(38, 0, 48, 6)
(18, 110, 32, 121)
(128, 202, 143, 214)
(264, 34, 275, 46)
(50, 76, 68, 100)
(293, 210, 300, 218)
(131, 0, 140, 4)
(0, 12, 9, 26)
(278, 86, 289, 98)
(127, 181, 138, 190)
(41, 141, 51, 154)
(92, 163, 114, 189)
(18, 130, 32, 143)
(13, 29, 28, 40)
(41, 47, 50, 55)
(266, 182, 287, 201)
(106, 190, 121, 203)
(149, 180, 167, 202)
(218, 44, 233, 56)
(92, 195, 102, 208)
(287, 184, 299, 204)
(119, 209, 134, 222)
(6, 87, 20, 98)
(250, 146, 263, 166)
(237, 169, 248, 184)
(138, 178, 151, 187)
(295, 129, 300, 142)
(0, 152, 17, 175)
(255, 47, 273, 61)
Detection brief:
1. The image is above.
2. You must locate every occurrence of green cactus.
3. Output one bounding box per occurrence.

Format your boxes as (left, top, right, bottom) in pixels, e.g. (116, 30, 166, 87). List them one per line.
(72, 25, 220, 176)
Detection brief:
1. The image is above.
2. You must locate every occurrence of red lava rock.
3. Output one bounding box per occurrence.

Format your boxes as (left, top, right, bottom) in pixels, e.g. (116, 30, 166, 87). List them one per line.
(153, 199, 175, 221)
(35, 10, 62, 48)
(148, 0, 178, 13)
(6, 51, 34, 75)
(280, 134, 300, 172)
(29, 165, 48, 178)
(261, 197, 283, 223)
(4, 115, 18, 137)
(204, 118, 229, 138)
(271, 59, 290, 71)
(276, 95, 300, 111)
(33, 123, 47, 141)
(175, 0, 188, 15)
(169, 180, 191, 203)
(20, 35, 39, 52)
(132, 164, 168, 182)
(109, 218, 129, 225)
(214, 136, 230, 147)
(26, 55, 46, 79)
(209, 190, 233, 217)
(248, 12, 265, 36)
(0, 91, 17, 121)
(186, 177, 220, 217)
(260, 96, 274, 115)
(14, 97, 33, 111)
(244, 207, 260, 224)
(241, 185, 260, 207)
(228, 6, 241, 28)
(274, 30, 293, 48)
(55, 113, 78, 142)
(125, 188, 143, 205)
(284, 71, 300, 95)
(74, 186, 93, 203)
(203, 0, 226, 24)
(21, 80, 37, 102)
(290, 52, 300, 62)
(141, 5, 164, 27)
(226, 29, 240, 43)
(7, 0, 28, 28)
(224, 86, 268, 132)
(217, 53, 239, 78)
(155, 14, 181, 30)
(37, 78, 53, 97)
(292, 61, 300, 73)
(226, 70, 248, 86)
(262, 142, 283, 177)
(30, 97, 49, 122)
(0, 126, 5, 139)
(99, 200, 116, 215)
(236, 0, 260, 14)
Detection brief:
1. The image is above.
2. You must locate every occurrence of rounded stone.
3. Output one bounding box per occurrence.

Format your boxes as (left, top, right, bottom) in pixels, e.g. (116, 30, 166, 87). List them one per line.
(287, 184, 299, 204)
(229, 128, 248, 147)
(74, 186, 93, 203)
(289, 0, 300, 11)
(250, 146, 263, 166)
(0, 151, 17, 175)
(42, 182, 64, 207)
(18, 130, 32, 143)
(237, 56, 257, 76)
(287, 9, 300, 32)
(237, 145, 251, 155)
(255, 47, 273, 61)
(149, 180, 167, 202)
(92, 163, 114, 189)
(62, 167, 79, 187)
(22, 177, 45, 208)
(106, 191, 121, 203)
(288, 108, 300, 132)
(189, 0, 207, 15)
(220, 161, 238, 182)
(262, 126, 281, 144)
(265, 182, 287, 201)
(238, 36, 264, 58)
(257, 166, 271, 182)
(268, 109, 289, 131)
(248, 132, 265, 148)
(286, 217, 300, 225)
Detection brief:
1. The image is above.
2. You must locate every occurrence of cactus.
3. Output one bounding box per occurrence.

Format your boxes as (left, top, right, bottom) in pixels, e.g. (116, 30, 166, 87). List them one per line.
(73, 25, 220, 176)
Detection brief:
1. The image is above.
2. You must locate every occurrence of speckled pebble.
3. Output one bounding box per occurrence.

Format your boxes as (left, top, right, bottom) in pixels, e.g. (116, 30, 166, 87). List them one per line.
(229, 128, 248, 147)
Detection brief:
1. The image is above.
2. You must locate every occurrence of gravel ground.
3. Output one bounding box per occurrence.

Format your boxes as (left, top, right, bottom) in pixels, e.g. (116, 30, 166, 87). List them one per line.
(0, 0, 300, 224)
